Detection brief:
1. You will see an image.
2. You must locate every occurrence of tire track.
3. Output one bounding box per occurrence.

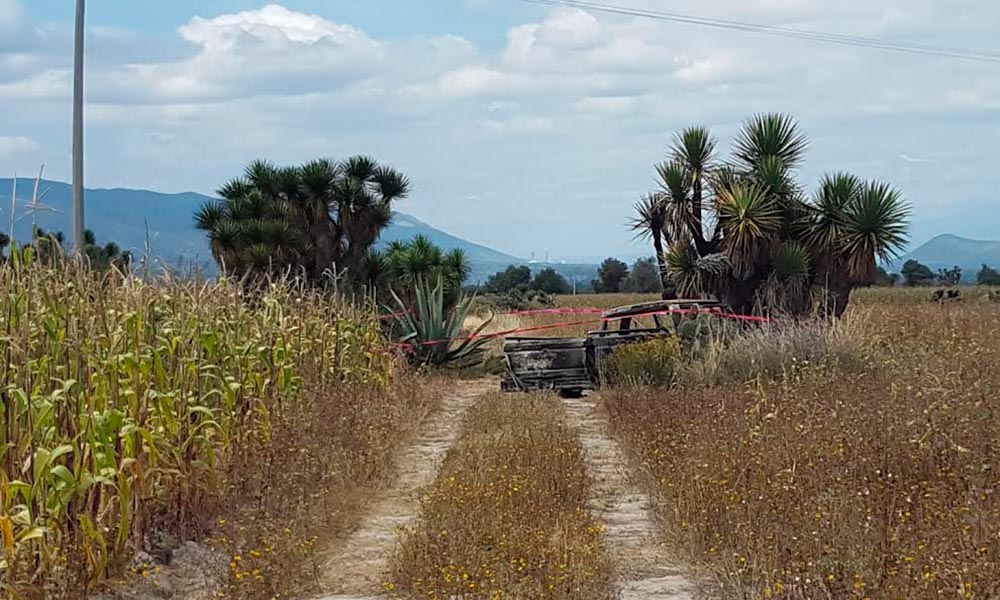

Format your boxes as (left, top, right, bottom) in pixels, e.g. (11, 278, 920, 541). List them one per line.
(312, 380, 492, 600)
(562, 394, 697, 600)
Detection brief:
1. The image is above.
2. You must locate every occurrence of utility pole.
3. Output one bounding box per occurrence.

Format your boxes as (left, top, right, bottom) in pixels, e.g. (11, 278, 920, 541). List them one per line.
(72, 0, 86, 254)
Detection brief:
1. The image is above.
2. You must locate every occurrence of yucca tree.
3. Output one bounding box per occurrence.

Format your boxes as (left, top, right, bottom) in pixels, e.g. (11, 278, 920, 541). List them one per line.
(629, 193, 672, 298)
(195, 157, 410, 283)
(363, 235, 470, 311)
(645, 113, 910, 317)
(670, 127, 717, 253)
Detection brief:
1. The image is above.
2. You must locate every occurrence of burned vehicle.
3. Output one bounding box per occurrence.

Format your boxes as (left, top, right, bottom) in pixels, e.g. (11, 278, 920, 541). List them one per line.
(501, 299, 726, 396)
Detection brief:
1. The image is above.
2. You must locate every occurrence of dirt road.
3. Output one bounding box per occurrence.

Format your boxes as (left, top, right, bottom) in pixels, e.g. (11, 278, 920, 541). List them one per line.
(563, 394, 697, 600)
(313, 380, 493, 600)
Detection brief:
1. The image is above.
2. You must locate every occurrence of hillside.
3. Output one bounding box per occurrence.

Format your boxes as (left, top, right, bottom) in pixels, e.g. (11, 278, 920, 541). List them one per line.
(895, 234, 1000, 279)
(0, 179, 593, 282)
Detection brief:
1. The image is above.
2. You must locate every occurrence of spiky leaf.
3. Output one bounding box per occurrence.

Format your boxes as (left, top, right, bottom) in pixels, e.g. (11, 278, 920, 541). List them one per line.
(734, 113, 808, 171)
(840, 181, 910, 283)
(715, 183, 781, 276)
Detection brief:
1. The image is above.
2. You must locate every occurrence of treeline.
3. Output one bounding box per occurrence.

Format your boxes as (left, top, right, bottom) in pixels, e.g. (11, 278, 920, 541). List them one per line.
(483, 256, 663, 295)
(1, 227, 132, 269)
(879, 260, 1000, 287)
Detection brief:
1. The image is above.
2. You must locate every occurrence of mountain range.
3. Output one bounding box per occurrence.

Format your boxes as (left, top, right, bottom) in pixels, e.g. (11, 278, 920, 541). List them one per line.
(895, 234, 1000, 281)
(0, 179, 596, 283)
(2, 179, 996, 284)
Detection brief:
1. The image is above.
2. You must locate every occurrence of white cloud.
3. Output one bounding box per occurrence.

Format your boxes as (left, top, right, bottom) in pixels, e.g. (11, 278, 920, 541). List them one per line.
(0, 69, 69, 99)
(532, 7, 604, 50)
(437, 65, 533, 97)
(0, 135, 40, 156)
(179, 4, 375, 52)
(2, 2, 1000, 258)
(899, 154, 936, 164)
(480, 115, 555, 135)
(575, 95, 636, 114)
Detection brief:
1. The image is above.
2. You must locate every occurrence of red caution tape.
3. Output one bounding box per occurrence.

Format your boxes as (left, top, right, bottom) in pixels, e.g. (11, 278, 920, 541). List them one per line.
(393, 306, 770, 351)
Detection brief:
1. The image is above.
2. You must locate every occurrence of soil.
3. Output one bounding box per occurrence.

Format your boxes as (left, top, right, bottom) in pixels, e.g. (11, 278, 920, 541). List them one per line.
(311, 380, 493, 600)
(562, 394, 697, 600)
(90, 541, 228, 600)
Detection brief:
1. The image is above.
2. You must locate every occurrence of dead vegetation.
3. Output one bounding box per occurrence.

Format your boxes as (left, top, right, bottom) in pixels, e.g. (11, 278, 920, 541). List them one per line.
(0, 257, 438, 600)
(388, 394, 615, 600)
(605, 294, 999, 600)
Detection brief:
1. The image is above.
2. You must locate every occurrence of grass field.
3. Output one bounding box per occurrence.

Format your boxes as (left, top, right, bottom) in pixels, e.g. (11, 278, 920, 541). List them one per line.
(4, 254, 996, 600)
(388, 394, 612, 600)
(605, 289, 1000, 600)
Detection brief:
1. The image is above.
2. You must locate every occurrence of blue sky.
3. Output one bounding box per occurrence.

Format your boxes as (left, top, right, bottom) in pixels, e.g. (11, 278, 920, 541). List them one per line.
(30, 1, 533, 44)
(2, 0, 1000, 262)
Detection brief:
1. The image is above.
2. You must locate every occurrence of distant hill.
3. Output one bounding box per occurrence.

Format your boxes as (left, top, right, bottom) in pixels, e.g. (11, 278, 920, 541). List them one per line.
(376, 212, 520, 265)
(895, 234, 1000, 280)
(0, 179, 594, 283)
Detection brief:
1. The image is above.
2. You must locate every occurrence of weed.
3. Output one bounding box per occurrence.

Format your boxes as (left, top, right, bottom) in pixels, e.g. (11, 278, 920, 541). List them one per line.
(389, 394, 614, 600)
(604, 337, 682, 387)
(606, 291, 1000, 600)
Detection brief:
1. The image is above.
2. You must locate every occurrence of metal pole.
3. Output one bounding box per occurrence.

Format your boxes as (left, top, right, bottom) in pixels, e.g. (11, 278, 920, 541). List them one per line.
(72, 0, 86, 254)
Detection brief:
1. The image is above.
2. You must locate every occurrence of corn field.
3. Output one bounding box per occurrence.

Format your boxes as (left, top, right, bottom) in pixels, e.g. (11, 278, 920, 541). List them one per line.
(0, 249, 395, 597)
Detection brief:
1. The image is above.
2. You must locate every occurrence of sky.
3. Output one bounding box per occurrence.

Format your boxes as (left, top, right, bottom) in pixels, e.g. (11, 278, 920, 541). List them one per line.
(1, 0, 999, 263)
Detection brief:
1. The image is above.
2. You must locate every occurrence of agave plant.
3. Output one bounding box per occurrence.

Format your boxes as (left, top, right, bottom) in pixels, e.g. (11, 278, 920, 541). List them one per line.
(391, 276, 493, 368)
(635, 112, 910, 317)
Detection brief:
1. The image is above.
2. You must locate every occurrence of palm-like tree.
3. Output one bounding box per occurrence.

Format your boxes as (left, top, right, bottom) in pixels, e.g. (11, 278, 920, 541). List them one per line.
(629, 193, 673, 298)
(644, 113, 909, 317)
(195, 157, 410, 283)
(669, 127, 716, 253)
(366, 234, 470, 310)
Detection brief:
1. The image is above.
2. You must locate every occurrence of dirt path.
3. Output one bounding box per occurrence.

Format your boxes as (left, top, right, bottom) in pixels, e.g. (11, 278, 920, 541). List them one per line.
(562, 395, 697, 600)
(312, 380, 491, 600)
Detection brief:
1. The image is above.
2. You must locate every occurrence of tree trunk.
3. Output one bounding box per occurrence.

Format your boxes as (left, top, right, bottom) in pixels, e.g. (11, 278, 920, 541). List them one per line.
(309, 202, 338, 280)
(832, 284, 853, 319)
(691, 175, 714, 256)
(818, 269, 855, 319)
(652, 231, 677, 300)
(722, 276, 762, 315)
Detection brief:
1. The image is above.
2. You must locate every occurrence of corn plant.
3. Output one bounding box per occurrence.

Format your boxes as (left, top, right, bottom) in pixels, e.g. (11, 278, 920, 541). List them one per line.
(0, 246, 394, 596)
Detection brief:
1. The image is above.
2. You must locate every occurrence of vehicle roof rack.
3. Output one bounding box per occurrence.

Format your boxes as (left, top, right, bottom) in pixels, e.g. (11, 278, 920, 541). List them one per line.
(601, 299, 724, 320)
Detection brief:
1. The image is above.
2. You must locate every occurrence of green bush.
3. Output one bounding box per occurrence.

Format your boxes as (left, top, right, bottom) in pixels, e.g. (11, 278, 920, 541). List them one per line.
(474, 289, 555, 313)
(605, 337, 682, 387)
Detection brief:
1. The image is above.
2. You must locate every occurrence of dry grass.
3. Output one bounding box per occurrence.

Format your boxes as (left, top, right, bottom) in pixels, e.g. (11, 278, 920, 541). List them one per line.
(556, 293, 660, 309)
(210, 377, 439, 600)
(853, 285, 999, 306)
(0, 256, 436, 599)
(388, 394, 614, 600)
(677, 317, 869, 387)
(605, 293, 1000, 600)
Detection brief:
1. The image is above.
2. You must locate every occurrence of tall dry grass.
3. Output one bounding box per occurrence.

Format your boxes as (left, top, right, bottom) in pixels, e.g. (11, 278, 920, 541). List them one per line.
(0, 252, 435, 599)
(555, 293, 659, 310)
(389, 394, 614, 600)
(605, 294, 999, 600)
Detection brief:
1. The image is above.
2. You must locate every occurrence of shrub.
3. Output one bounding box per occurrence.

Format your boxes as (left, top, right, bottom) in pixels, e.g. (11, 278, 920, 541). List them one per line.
(605, 337, 682, 386)
(680, 319, 867, 386)
(474, 288, 555, 313)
